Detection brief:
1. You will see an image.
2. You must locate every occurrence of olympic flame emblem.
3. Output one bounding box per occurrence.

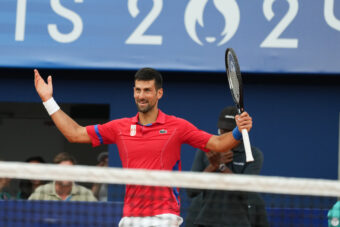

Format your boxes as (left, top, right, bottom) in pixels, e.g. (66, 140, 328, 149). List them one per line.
(184, 0, 240, 46)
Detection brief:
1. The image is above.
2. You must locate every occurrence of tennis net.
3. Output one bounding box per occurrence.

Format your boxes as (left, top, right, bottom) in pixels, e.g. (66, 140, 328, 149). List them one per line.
(0, 161, 338, 227)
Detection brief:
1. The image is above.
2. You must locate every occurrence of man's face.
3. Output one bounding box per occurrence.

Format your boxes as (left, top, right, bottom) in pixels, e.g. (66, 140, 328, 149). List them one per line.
(134, 79, 163, 113)
(56, 160, 73, 187)
(0, 178, 11, 188)
(28, 160, 43, 185)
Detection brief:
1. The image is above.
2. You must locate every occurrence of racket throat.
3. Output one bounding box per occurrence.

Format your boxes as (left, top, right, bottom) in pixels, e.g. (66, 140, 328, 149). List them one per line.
(236, 105, 243, 114)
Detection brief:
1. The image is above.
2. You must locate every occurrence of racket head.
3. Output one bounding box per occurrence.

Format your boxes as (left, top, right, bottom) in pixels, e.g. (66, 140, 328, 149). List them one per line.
(225, 48, 244, 113)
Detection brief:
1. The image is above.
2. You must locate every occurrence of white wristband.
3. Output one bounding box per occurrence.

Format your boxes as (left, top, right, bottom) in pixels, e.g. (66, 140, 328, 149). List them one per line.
(43, 97, 60, 116)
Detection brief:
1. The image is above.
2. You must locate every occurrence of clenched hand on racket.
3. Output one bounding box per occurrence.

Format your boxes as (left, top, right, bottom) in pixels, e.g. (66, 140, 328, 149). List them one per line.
(235, 112, 252, 134)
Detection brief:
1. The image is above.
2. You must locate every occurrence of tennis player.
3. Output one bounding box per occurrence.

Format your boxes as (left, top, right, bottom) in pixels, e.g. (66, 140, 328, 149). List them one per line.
(34, 67, 252, 227)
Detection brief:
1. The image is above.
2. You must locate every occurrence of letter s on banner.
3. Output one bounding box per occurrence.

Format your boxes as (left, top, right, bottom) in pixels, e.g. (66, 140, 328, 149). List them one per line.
(48, 0, 83, 43)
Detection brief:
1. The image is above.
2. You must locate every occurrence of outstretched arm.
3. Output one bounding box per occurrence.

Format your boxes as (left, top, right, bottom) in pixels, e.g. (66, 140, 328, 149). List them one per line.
(205, 112, 252, 152)
(34, 69, 91, 143)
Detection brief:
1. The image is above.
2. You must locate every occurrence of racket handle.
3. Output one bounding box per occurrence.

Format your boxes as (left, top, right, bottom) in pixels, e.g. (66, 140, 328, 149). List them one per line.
(241, 129, 254, 162)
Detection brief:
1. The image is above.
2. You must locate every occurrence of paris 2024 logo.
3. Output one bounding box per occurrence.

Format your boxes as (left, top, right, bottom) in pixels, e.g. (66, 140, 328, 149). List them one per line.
(184, 0, 240, 46)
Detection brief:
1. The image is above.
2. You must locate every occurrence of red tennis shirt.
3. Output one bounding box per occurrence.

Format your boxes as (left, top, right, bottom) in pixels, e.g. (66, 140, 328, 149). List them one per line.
(86, 110, 212, 217)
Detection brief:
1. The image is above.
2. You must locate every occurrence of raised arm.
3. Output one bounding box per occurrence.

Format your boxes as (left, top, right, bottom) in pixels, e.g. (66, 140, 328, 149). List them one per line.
(34, 69, 91, 143)
(205, 112, 252, 152)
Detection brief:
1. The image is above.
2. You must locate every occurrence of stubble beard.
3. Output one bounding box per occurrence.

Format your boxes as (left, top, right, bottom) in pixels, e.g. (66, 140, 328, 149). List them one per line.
(136, 100, 154, 113)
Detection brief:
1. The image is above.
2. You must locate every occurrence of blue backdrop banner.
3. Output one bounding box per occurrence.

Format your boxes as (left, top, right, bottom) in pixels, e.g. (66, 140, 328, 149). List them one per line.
(1, 0, 340, 74)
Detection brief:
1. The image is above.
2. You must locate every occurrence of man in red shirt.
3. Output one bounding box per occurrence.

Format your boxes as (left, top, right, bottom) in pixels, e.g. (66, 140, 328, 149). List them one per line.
(34, 67, 252, 227)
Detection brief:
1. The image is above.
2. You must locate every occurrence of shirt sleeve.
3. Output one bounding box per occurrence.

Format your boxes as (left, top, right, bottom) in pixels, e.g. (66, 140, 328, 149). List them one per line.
(81, 187, 98, 202)
(86, 120, 118, 147)
(27, 192, 38, 200)
(180, 119, 213, 152)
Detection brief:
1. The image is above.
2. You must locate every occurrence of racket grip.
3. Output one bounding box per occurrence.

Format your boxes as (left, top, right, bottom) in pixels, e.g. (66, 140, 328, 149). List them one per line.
(241, 129, 254, 162)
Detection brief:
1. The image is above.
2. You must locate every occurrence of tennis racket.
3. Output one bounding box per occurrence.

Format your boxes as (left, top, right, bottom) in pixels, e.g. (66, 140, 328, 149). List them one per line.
(225, 48, 254, 162)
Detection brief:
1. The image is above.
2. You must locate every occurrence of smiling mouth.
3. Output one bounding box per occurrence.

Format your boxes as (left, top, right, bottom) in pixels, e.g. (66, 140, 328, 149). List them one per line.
(138, 100, 148, 105)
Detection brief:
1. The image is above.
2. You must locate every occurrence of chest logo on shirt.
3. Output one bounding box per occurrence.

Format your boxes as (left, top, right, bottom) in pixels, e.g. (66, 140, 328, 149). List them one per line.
(130, 124, 137, 136)
(159, 129, 167, 134)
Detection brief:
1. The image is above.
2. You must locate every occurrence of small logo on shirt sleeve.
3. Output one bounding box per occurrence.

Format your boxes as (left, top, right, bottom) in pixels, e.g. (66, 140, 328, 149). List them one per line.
(159, 129, 167, 134)
(130, 125, 137, 136)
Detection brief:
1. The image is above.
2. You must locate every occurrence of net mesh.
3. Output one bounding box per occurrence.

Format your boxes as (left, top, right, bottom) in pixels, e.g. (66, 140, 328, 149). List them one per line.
(0, 161, 338, 227)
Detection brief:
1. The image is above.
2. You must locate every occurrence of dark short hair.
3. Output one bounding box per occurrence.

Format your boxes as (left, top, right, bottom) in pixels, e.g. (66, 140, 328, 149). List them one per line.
(134, 68, 163, 90)
(53, 152, 77, 165)
(25, 156, 46, 163)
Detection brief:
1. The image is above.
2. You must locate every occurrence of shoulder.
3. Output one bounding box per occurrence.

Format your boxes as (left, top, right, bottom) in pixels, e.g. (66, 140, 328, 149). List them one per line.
(34, 182, 53, 193)
(158, 110, 196, 125)
(165, 114, 196, 127)
(74, 184, 92, 194)
(73, 184, 97, 201)
(106, 117, 131, 125)
(251, 146, 263, 158)
(99, 117, 134, 130)
(164, 113, 183, 121)
(251, 145, 262, 153)
(29, 182, 54, 199)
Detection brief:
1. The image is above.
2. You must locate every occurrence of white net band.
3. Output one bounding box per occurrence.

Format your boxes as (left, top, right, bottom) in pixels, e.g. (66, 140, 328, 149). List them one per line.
(1, 161, 339, 197)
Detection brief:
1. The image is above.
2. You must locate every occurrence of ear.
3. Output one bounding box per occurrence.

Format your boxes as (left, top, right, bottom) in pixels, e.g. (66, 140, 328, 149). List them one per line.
(157, 88, 163, 99)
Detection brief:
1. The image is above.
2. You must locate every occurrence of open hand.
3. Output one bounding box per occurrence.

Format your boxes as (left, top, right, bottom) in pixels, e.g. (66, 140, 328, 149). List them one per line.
(34, 69, 53, 102)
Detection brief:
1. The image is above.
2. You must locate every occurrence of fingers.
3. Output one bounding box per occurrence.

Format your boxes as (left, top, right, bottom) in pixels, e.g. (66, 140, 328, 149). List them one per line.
(34, 69, 39, 76)
(34, 69, 47, 87)
(235, 111, 252, 132)
(97, 161, 105, 167)
(34, 69, 53, 87)
(221, 150, 232, 156)
(47, 75, 52, 85)
(206, 151, 217, 158)
(47, 75, 53, 89)
(221, 151, 233, 161)
(33, 69, 53, 102)
(236, 111, 250, 120)
(34, 69, 41, 87)
(34, 69, 42, 80)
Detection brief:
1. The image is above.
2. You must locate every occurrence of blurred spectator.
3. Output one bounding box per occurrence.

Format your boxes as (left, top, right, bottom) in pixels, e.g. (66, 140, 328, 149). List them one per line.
(18, 156, 47, 199)
(0, 177, 12, 200)
(328, 201, 340, 227)
(91, 152, 108, 201)
(0, 159, 17, 200)
(28, 152, 97, 201)
(185, 106, 269, 227)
